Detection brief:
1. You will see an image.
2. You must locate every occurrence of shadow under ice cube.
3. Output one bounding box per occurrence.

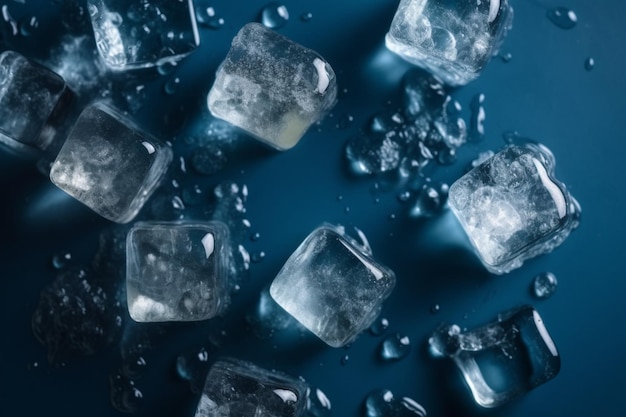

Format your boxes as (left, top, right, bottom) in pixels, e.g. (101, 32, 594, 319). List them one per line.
(429, 305, 560, 407)
(269, 224, 396, 347)
(87, 0, 200, 69)
(385, 0, 513, 86)
(448, 143, 580, 274)
(50, 105, 172, 223)
(0, 51, 73, 153)
(207, 23, 337, 150)
(195, 358, 308, 417)
(126, 221, 230, 322)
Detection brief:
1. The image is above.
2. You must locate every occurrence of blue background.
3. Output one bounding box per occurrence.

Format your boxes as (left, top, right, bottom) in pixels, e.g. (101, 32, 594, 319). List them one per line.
(0, 0, 624, 416)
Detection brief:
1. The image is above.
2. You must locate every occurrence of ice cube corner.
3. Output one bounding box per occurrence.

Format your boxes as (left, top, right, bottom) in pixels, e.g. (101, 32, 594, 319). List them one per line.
(50, 104, 172, 224)
(385, 0, 513, 86)
(269, 224, 396, 347)
(448, 143, 580, 274)
(207, 23, 337, 150)
(126, 221, 230, 323)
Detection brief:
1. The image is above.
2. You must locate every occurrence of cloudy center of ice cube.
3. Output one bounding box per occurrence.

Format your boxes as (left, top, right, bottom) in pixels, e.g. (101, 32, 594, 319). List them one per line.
(201, 233, 215, 258)
(532, 158, 566, 218)
(313, 58, 330, 94)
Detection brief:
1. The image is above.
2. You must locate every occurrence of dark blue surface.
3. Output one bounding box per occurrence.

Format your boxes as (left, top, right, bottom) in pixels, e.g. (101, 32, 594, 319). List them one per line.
(1, 1, 625, 416)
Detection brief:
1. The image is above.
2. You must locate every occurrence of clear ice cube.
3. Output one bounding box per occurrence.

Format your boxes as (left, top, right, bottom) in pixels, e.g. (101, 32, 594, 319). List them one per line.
(429, 306, 560, 407)
(207, 23, 337, 150)
(0, 50, 73, 153)
(87, 0, 200, 69)
(126, 221, 230, 322)
(386, 0, 513, 86)
(448, 143, 580, 274)
(50, 104, 172, 223)
(269, 224, 396, 347)
(195, 358, 308, 417)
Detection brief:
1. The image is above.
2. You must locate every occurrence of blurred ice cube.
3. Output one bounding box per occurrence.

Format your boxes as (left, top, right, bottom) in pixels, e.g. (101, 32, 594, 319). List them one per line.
(195, 358, 308, 417)
(0, 51, 73, 153)
(429, 305, 560, 407)
(386, 0, 513, 86)
(50, 104, 172, 223)
(208, 23, 337, 150)
(269, 224, 395, 347)
(126, 221, 230, 322)
(448, 143, 580, 274)
(87, 0, 199, 69)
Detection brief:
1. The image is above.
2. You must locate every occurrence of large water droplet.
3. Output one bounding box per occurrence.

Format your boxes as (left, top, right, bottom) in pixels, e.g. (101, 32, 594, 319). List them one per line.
(261, 2, 289, 29)
(532, 272, 558, 299)
(369, 317, 390, 336)
(380, 333, 411, 361)
(546, 7, 578, 30)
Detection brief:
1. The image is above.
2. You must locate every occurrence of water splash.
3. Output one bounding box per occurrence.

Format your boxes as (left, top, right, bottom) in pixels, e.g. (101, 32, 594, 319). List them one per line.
(532, 272, 558, 299)
(261, 2, 289, 29)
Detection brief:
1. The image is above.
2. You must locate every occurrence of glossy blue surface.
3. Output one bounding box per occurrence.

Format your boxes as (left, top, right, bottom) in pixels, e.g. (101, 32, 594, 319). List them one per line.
(1, 1, 625, 416)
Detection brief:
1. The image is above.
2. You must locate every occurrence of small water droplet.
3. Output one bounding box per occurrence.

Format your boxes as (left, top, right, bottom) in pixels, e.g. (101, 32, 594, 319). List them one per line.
(428, 323, 461, 358)
(337, 113, 354, 130)
(250, 232, 261, 241)
(584, 57, 595, 71)
(196, 6, 225, 29)
(369, 317, 389, 336)
(430, 304, 440, 314)
(388, 213, 396, 221)
(397, 191, 411, 203)
(251, 251, 266, 263)
(163, 77, 180, 95)
(19, 15, 39, 36)
(300, 12, 313, 22)
(261, 2, 289, 29)
(547, 7, 578, 30)
(51, 252, 72, 269)
(380, 333, 411, 361)
(156, 60, 177, 75)
(532, 272, 558, 299)
(340, 354, 349, 366)
(499, 52, 513, 63)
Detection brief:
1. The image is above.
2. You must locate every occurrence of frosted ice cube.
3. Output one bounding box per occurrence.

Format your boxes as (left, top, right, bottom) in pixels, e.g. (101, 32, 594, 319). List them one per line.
(50, 104, 172, 223)
(87, 0, 199, 69)
(0, 51, 73, 153)
(195, 358, 308, 417)
(207, 23, 337, 150)
(448, 143, 580, 274)
(269, 224, 396, 347)
(126, 221, 230, 322)
(429, 306, 560, 407)
(386, 0, 513, 86)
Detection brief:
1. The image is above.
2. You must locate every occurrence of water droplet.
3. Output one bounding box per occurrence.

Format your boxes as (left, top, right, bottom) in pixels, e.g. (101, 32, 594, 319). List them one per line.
(163, 77, 180, 95)
(388, 213, 396, 221)
(261, 2, 289, 29)
(176, 346, 211, 393)
(250, 232, 261, 241)
(51, 252, 72, 269)
(380, 333, 411, 361)
(532, 272, 558, 299)
(430, 304, 440, 314)
(365, 389, 426, 417)
(307, 387, 332, 417)
(337, 113, 354, 129)
(251, 251, 266, 263)
(196, 6, 225, 29)
(584, 57, 595, 71)
(397, 191, 411, 203)
(300, 12, 313, 22)
(410, 183, 448, 218)
(547, 7, 578, 30)
(19, 16, 39, 36)
(428, 323, 461, 358)
(109, 372, 143, 413)
(369, 317, 389, 336)
(340, 354, 349, 366)
(499, 52, 513, 63)
(156, 60, 178, 75)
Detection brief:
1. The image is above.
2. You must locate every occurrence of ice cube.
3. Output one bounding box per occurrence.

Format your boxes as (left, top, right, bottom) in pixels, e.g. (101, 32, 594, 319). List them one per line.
(0, 50, 73, 153)
(448, 143, 580, 274)
(207, 23, 337, 150)
(50, 104, 172, 223)
(87, 0, 199, 69)
(385, 0, 513, 86)
(195, 358, 308, 417)
(126, 221, 230, 322)
(269, 224, 396, 347)
(429, 306, 560, 407)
